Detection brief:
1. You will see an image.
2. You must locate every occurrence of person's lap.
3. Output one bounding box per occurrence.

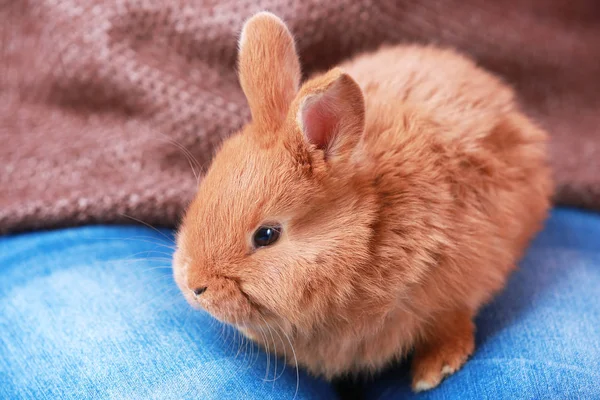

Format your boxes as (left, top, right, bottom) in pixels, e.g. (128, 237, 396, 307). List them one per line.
(1, 208, 599, 399)
(366, 208, 600, 399)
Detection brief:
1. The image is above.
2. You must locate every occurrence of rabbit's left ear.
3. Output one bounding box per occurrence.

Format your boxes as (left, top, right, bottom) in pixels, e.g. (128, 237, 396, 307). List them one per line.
(238, 12, 301, 130)
(294, 68, 365, 159)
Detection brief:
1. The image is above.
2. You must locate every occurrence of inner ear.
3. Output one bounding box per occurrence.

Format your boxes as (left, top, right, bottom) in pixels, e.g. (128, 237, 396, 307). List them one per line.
(300, 91, 340, 150)
(296, 70, 365, 157)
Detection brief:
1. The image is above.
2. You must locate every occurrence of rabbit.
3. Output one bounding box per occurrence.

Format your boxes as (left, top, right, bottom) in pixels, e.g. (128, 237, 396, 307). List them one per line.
(172, 11, 552, 392)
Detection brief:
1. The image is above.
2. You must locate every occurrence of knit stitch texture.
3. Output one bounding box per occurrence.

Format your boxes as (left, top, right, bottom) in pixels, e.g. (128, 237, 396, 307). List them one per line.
(2, 0, 599, 233)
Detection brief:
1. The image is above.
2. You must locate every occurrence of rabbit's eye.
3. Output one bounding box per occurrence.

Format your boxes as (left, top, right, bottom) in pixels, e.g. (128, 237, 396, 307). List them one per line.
(253, 225, 281, 248)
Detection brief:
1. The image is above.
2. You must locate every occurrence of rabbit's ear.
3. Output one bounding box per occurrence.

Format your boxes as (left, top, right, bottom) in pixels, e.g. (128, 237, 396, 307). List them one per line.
(238, 12, 301, 130)
(295, 68, 365, 159)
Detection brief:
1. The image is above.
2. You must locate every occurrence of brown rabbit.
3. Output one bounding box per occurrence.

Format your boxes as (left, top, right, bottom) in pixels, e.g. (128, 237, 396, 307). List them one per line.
(173, 12, 552, 391)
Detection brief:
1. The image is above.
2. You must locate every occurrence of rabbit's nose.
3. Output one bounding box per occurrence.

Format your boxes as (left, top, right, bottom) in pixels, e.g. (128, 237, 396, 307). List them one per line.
(192, 286, 207, 296)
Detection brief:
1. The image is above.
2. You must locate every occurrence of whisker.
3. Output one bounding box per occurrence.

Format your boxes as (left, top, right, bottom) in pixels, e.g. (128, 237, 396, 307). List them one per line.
(257, 325, 271, 380)
(117, 255, 174, 263)
(226, 318, 242, 358)
(170, 140, 200, 182)
(105, 249, 173, 263)
(217, 321, 227, 348)
(98, 236, 176, 250)
(139, 265, 176, 273)
(103, 259, 176, 276)
(260, 315, 287, 382)
(153, 133, 204, 184)
(233, 317, 244, 359)
(118, 213, 175, 244)
(162, 134, 203, 172)
(273, 320, 299, 400)
(249, 332, 258, 371)
(259, 321, 280, 383)
(270, 325, 289, 381)
(120, 238, 176, 251)
(242, 325, 253, 369)
(163, 138, 199, 181)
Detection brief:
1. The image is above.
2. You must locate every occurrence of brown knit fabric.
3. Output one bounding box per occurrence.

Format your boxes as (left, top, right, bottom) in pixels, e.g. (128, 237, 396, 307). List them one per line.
(2, 0, 600, 234)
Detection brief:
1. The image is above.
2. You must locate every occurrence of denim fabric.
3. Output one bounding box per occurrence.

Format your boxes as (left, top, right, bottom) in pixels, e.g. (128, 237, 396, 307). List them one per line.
(1, 208, 599, 399)
(0, 227, 334, 399)
(367, 208, 600, 400)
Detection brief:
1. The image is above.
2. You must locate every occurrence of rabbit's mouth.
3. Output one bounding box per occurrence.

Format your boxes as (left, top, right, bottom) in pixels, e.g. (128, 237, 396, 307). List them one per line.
(172, 252, 263, 327)
(189, 277, 256, 325)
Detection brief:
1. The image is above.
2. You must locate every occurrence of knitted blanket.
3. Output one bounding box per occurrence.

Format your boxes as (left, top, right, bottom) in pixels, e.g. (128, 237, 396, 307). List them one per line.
(2, 0, 599, 234)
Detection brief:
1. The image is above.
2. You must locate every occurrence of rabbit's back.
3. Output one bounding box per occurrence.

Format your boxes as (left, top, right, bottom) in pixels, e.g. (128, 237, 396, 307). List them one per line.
(342, 45, 516, 143)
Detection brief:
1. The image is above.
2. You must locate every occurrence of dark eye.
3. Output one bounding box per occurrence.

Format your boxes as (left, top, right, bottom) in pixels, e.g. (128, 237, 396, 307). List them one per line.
(252, 225, 281, 248)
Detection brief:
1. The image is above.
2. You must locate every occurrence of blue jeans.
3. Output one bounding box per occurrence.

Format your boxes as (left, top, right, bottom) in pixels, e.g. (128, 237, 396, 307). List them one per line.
(1, 208, 599, 399)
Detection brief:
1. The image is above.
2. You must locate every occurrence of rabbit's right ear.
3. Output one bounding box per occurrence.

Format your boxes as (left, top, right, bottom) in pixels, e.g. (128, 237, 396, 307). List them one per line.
(238, 12, 301, 130)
